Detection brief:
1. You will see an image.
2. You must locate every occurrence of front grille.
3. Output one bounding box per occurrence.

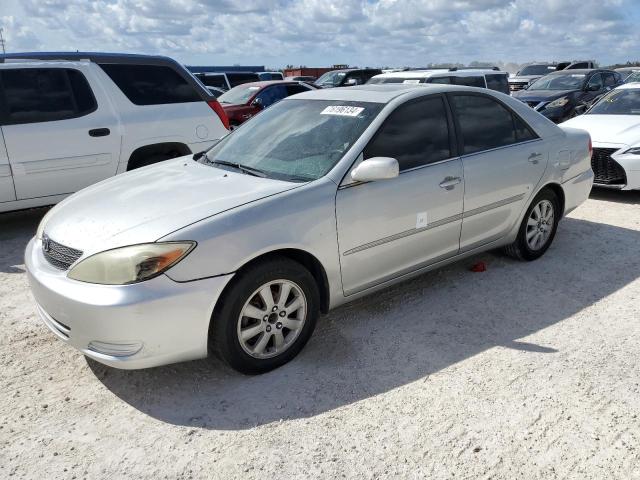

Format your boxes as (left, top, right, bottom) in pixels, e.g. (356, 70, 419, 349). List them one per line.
(591, 148, 627, 186)
(42, 235, 83, 270)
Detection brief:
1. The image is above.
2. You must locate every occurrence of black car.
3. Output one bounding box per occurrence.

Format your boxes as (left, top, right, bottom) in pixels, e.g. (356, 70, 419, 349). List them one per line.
(512, 69, 623, 123)
(315, 68, 383, 88)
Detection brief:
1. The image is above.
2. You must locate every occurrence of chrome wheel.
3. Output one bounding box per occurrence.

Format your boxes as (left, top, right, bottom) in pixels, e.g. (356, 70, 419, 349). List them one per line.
(526, 199, 554, 251)
(237, 279, 307, 359)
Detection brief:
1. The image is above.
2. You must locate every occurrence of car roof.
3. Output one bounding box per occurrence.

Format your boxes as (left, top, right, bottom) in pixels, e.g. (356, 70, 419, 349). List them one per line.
(546, 68, 607, 76)
(230, 80, 309, 88)
(372, 69, 502, 79)
(615, 82, 640, 90)
(0, 51, 181, 66)
(289, 83, 483, 103)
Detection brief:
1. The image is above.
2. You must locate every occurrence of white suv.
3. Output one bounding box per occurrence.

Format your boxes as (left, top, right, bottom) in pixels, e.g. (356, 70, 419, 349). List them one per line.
(367, 68, 510, 95)
(0, 52, 229, 213)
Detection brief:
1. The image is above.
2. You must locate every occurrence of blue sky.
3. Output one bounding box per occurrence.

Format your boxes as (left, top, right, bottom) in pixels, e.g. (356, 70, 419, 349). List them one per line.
(2, 0, 640, 68)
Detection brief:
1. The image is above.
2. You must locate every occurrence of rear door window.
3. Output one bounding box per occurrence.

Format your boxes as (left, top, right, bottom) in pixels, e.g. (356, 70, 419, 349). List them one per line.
(364, 96, 451, 171)
(0, 68, 97, 125)
(255, 85, 288, 107)
(285, 84, 310, 95)
(99, 64, 201, 105)
(428, 76, 452, 84)
(485, 74, 510, 94)
(450, 94, 536, 154)
(452, 76, 486, 88)
(199, 74, 228, 89)
(226, 72, 260, 87)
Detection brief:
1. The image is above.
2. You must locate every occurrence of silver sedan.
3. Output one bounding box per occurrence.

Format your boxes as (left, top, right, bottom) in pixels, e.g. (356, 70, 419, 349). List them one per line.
(26, 84, 594, 374)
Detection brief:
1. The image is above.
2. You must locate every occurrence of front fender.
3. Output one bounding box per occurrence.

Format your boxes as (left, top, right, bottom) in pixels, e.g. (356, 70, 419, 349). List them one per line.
(161, 178, 342, 293)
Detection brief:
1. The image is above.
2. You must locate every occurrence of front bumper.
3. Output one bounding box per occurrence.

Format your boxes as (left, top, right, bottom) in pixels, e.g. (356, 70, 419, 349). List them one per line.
(25, 237, 234, 369)
(591, 143, 640, 190)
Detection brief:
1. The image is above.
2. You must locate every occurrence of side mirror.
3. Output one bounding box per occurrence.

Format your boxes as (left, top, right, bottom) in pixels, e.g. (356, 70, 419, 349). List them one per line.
(345, 78, 358, 87)
(586, 84, 600, 92)
(351, 157, 399, 182)
(251, 97, 264, 109)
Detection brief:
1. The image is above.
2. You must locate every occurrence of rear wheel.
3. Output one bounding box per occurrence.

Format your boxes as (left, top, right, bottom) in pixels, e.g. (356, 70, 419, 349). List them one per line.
(504, 188, 560, 261)
(210, 257, 319, 374)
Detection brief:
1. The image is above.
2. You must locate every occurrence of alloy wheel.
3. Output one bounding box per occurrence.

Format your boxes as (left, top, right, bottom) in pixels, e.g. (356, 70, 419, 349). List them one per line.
(526, 199, 555, 251)
(236, 279, 307, 359)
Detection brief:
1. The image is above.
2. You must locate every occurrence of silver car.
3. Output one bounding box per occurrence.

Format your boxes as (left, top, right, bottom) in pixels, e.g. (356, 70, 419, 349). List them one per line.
(26, 84, 594, 374)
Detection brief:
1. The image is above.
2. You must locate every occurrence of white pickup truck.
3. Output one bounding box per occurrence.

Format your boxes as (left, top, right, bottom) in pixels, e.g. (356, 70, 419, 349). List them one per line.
(0, 52, 229, 213)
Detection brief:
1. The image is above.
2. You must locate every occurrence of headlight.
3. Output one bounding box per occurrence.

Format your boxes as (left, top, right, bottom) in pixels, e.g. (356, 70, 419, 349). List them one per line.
(68, 242, 195, 285)
(546, 96, 570, 109)
(623, 147, 640, 155)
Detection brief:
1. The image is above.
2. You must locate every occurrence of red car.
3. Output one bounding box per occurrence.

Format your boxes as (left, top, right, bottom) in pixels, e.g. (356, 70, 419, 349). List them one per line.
(218, 80, 317, 128)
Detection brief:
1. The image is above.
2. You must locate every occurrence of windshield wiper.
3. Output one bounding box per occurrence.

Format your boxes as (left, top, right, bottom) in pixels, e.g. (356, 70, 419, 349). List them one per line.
(207, 159, 268, 178)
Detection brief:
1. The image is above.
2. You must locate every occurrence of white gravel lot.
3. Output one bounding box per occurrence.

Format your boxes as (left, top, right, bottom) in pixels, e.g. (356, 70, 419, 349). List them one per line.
(1, 189, 640, 480)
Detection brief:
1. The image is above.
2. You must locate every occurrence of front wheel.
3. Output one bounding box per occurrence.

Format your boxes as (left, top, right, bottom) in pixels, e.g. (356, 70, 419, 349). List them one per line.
(504, 188, 560, 261)
(209, 257, 319, 374)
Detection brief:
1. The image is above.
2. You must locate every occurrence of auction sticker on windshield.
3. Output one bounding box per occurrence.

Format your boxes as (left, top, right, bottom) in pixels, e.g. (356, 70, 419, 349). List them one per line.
(321, 106, 365, 117)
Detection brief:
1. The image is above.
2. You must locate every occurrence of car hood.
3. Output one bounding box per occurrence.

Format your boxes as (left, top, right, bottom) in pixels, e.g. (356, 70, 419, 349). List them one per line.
(42, 157, 300, 254)
(561, 114, 640, 146)
(512, 89, 577, 102)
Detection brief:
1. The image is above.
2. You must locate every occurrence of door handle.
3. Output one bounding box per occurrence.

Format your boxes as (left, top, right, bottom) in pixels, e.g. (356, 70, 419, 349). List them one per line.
(439, 176, 462, 190)
(89, 128, 110, 137)
(528, 152, 542, 164)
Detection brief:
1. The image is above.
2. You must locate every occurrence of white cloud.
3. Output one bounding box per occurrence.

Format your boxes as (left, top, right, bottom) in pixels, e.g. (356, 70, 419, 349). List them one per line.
(0, 0, 638, 67)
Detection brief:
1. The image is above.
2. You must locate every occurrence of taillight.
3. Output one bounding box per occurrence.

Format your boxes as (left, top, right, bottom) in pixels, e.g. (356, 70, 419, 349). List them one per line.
(208, 100, 230, 130)
(588, 136, 593, 157)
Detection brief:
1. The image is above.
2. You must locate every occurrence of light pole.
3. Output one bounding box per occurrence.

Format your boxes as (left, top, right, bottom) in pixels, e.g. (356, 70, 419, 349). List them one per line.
(0, 28, 5, 54)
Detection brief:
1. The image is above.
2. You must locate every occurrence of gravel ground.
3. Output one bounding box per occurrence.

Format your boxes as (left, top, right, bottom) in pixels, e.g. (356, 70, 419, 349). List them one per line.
(1, 190, 640, 480)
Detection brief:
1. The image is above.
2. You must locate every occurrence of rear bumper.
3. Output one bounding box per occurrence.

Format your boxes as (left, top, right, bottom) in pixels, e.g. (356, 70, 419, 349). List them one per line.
(562, 169, 594, 216)
(25, 237, 233, 369)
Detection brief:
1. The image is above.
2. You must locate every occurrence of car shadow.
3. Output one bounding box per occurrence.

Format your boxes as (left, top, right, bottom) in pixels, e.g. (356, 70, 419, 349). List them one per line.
(0, 207, 49, 274)
(590, 188, 640, 204)
(87, 216, 640, 430)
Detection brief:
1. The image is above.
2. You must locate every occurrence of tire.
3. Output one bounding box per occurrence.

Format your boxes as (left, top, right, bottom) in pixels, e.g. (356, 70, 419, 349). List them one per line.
(504, 188, 560, 261)
(209, 257, 320, 374)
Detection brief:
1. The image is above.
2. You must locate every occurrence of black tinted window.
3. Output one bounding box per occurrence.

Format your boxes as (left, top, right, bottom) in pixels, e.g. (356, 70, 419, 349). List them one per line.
(453, 76, 486, 88)
(285, 84, 309, 95)
(485, 74, 510, 94)
(199, 74, 227, 89)
(364, 96, 450, 171)
(603, 72, 617, 87)
(513, 115, 537, 142)
(100, 64, 201, 105)
(256, 85, 288, 107)
(226, 72, 260, 87)
(428, 77, 452, 84)
(451, 94, 529, 154)
(0, 68, 96, 125)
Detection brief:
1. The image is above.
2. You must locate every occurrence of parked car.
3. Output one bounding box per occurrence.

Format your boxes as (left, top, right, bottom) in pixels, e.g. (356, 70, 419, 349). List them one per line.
(315, 68, 382, 88)
(508, 63, 559, 92)
(287, 75, 316, 82)
(509, 62, 597, 93)
(512, 69, 623, 123)
(0, 52, 229, 213)
(27, 83, 593, 374)
(615, 67, 640, 80)
(624, 71, 640, 84)
(217, 80, 317, 128)
(561, 83, 640, 190)
(368, 68, 510, 95)
(257, 72, 284, 81)
(195, 71, 260, 91)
